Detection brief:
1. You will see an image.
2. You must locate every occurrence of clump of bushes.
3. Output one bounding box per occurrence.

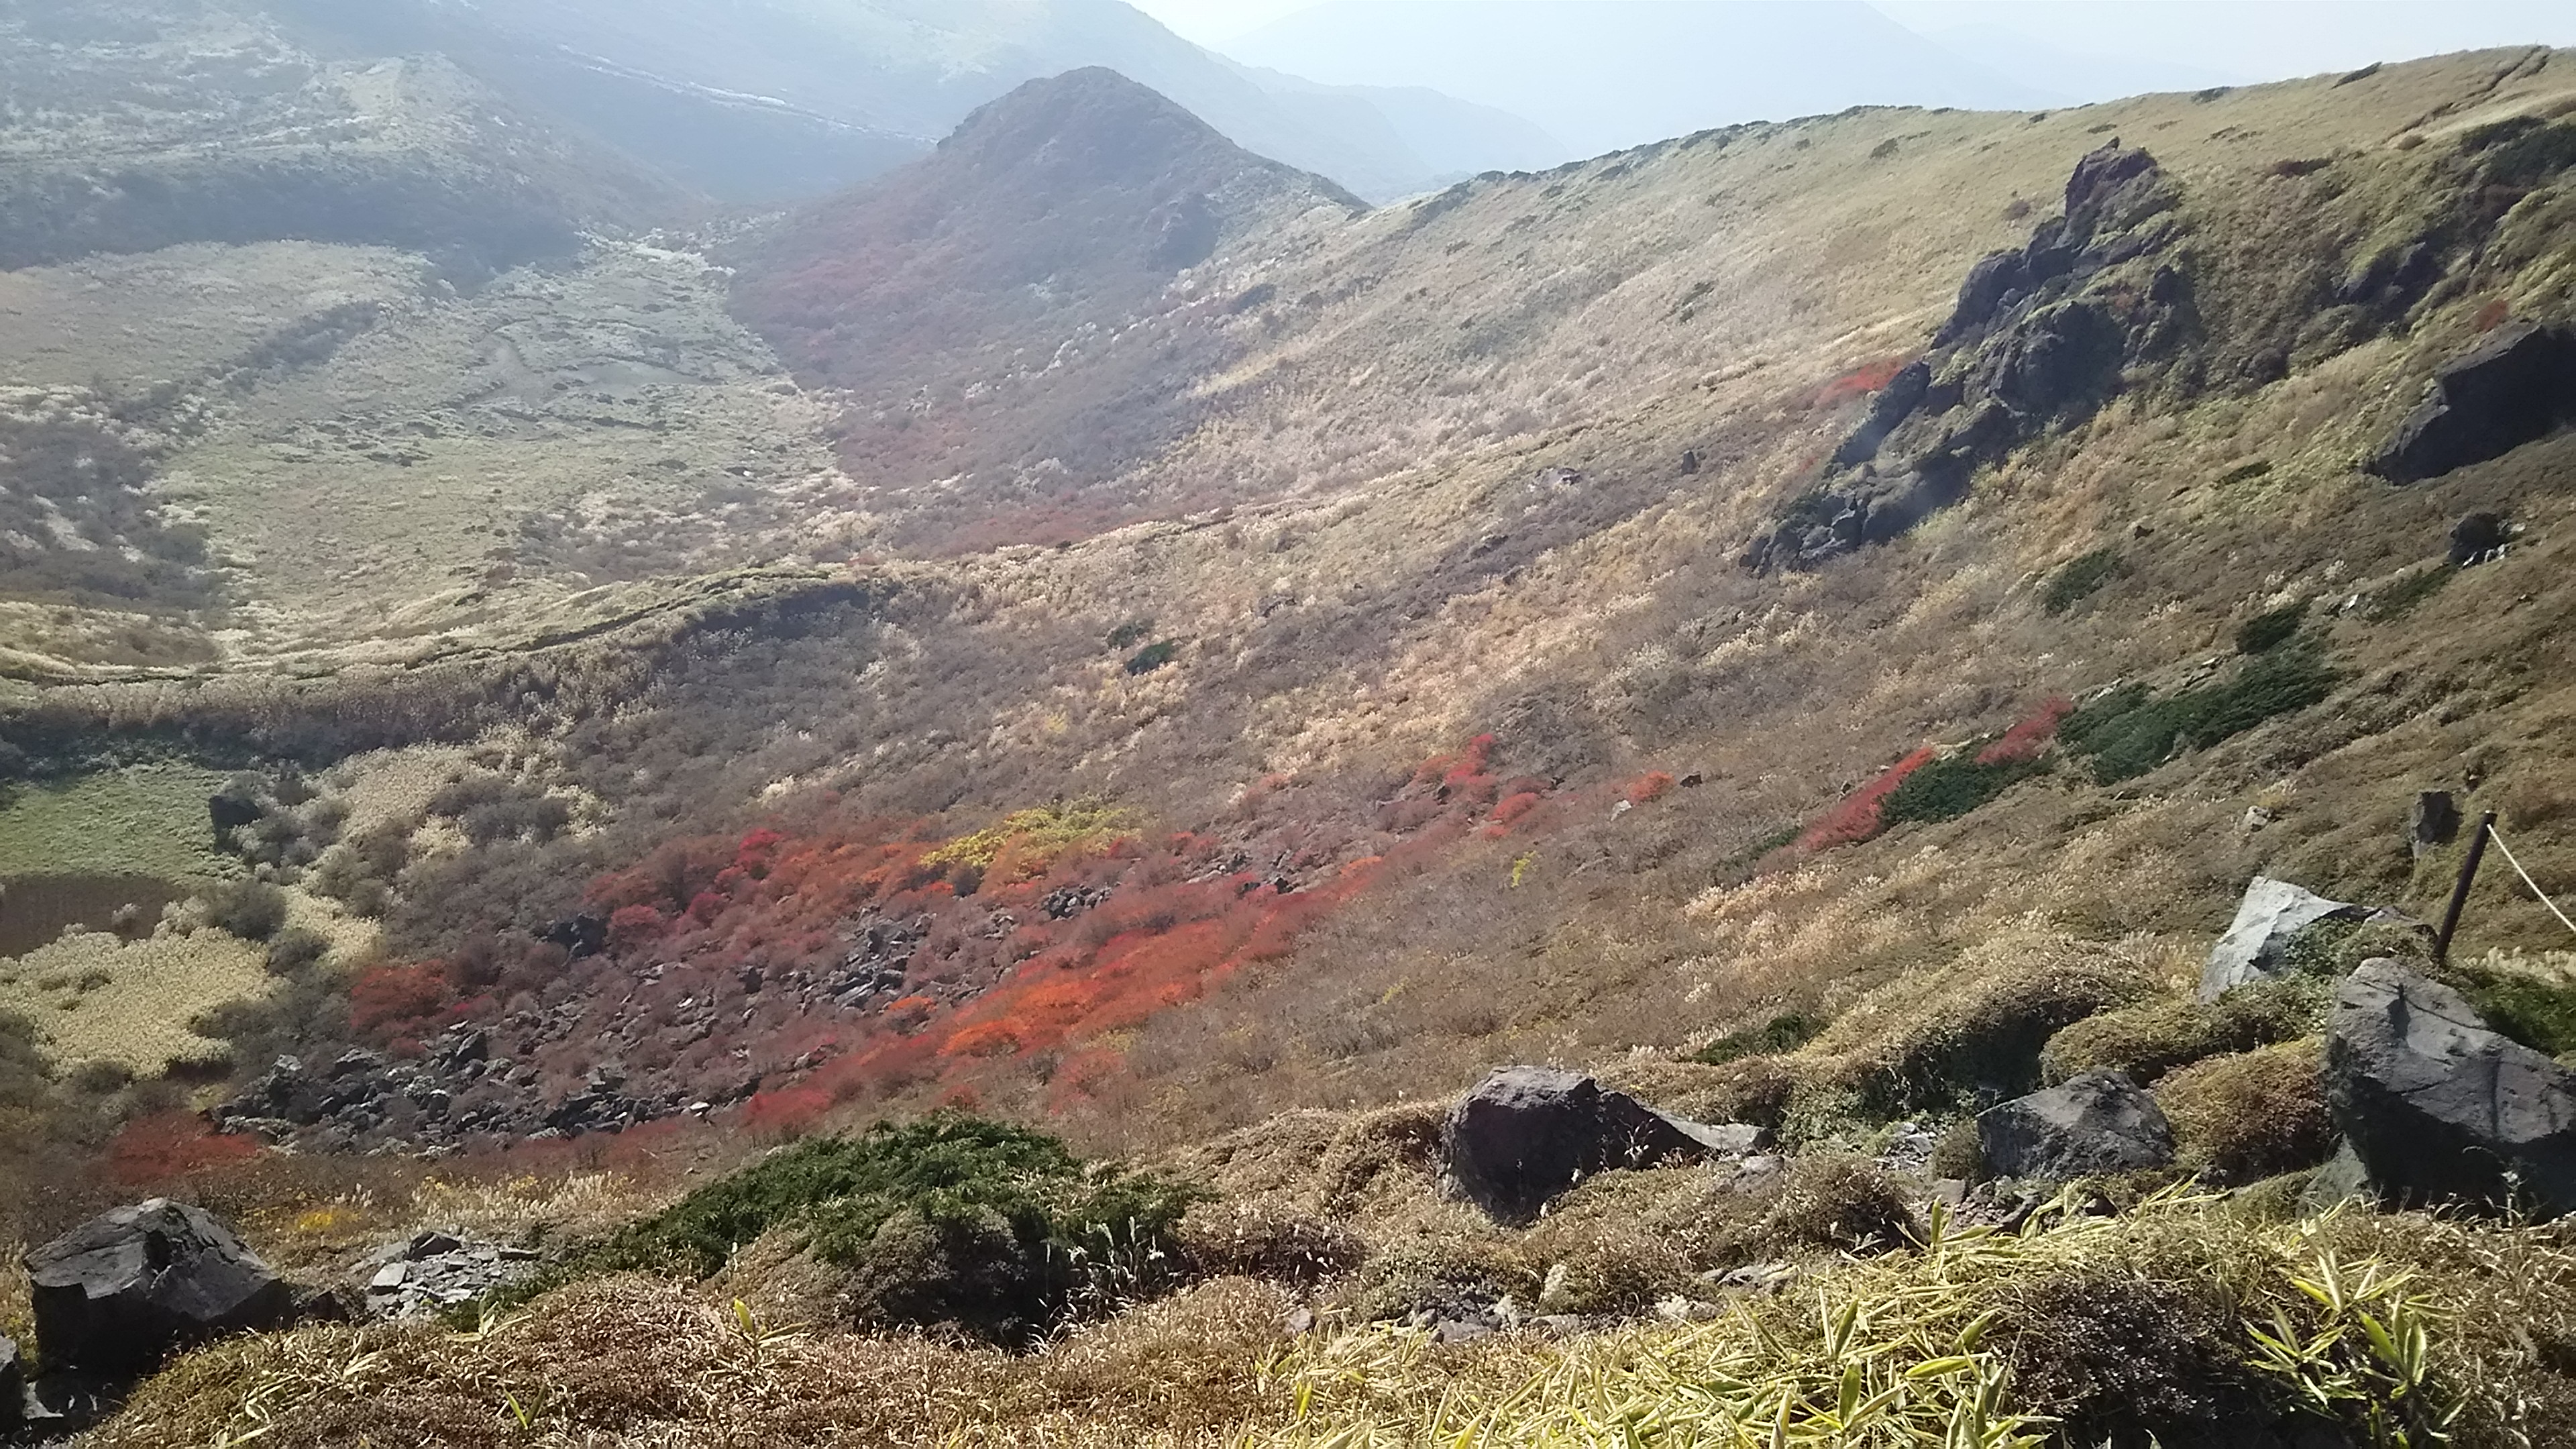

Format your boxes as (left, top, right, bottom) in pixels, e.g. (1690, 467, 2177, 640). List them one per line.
(2041, 547, 2121, 614)
(1688, 1010, 1824, 1067)
(201, 879, 289, 941)
(2154, 1039, 2336, 1184)
(1123, 639, 1181, 675)
(514, 1114, 1205, 1344)
(427, 773, 572, 847)
(2234, 599, 2308, 654)
(1878, 746, 2051, 826)
(2438, 950, 2576, 1061)
(2040, 977, 2326, 1086)
(2058, 647, 2338, 784)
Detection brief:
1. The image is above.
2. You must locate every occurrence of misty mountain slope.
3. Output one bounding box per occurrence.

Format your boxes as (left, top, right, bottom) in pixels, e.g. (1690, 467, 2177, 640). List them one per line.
(0, 0, 682, 270)
(289, 0, 1550, 201)
(1224, 0, 2053, 157)
(729, 68, 1366, 553)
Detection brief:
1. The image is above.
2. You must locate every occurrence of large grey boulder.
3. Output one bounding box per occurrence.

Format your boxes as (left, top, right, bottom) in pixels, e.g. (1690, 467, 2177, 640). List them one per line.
(1442, 1067, 1764, 1222)
(2326, 959, 2576, 1217)
(24, 1199, 294, 1375)
(0, 1334, 20, 1432)
(2198, 877, 2367, 1002)
(1978, 1070, 2175, 1181)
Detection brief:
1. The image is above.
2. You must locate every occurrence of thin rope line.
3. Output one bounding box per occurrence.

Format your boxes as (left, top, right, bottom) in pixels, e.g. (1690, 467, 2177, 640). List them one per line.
(2486, 822, 2576, 941)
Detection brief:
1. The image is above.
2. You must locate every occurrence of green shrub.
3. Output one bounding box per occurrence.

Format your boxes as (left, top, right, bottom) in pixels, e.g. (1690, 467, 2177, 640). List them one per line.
(506, 1114, 1205, 1344)
(1123, 640, 1181, 675)
(2041, 548, 2121, 615)
(202, 879, 289, 941)
(2436, 958, 2576, 1061)
(2039, 978, 2325, 1086)
(1880, 749, 2049, 826)
(2059, 649, 2337, 784)
(1689, 1010, 1825, 1066)
(263, 926, 331, 976)
(2234, 600, 2307, 655)
(1105, 620, 1154, 649)
(2363, 566, 2451, 623)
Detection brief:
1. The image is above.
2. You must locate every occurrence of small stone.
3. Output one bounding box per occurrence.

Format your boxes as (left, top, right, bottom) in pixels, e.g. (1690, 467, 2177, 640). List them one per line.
(370, 1263, 408, 1291)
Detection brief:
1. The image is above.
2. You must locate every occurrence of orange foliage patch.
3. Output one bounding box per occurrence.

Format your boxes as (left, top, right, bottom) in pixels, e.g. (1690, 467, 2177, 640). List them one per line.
(1796, 746, 1940, 851)
(1811, 355, 1917, 411)
(1976, 697, 2074, 765)
(103, 1112, 261, 1187)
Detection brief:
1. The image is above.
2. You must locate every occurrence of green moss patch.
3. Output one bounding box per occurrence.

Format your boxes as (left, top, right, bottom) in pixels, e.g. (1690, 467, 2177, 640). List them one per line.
(1690, 1010, 1825, 1067)
(2041, 547, 2121, 615)
(2059, 649, 2337, 784)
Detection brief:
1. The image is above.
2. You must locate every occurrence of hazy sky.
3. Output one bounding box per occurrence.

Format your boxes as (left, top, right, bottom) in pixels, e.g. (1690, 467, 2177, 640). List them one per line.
(1136, 0, 2576, 81)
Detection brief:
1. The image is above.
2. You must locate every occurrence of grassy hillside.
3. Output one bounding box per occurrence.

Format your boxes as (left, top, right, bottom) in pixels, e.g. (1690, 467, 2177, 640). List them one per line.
(3, 44, 2576, 1447)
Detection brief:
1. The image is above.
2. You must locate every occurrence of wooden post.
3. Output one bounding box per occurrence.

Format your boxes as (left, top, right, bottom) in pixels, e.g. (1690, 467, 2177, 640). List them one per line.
(2434, 811, 2498, 965)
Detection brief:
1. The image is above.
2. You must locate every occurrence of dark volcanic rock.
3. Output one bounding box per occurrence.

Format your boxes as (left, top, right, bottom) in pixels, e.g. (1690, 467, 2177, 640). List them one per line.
(2450, 510, 2514, 566)
(536, 912, 609, 959)
(1978, 1070, 2174, 1181)
(0, 1334, 19, 1432)
(2370, 323, 2576, 483)
(25, 1199, 294, 1375)
(2326, 959, 2576, 1217)
(1748, 142, 2190, 572)
(1441, 1066, 1764, 1222)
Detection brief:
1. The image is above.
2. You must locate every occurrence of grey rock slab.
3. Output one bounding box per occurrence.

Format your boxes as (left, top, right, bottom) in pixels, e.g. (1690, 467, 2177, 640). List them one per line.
(2200, 876, 2367, 1002)
(1978, 1069, 2175, 1181)
(2326, 959, 2576, 1216)
(23, 1199, 293, 1375)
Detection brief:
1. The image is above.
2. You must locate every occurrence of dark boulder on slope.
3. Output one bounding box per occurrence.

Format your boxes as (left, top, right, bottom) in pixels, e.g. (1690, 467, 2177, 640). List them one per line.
(2370, 323, 2576, 482)
(0, 1334, 20, 1432)
(2326, 959, 2576, 1217)
(24, 1200, 294, 1375)
(1978, 1070, 2175, 1181)
(1442, 1066, 1765, 1222)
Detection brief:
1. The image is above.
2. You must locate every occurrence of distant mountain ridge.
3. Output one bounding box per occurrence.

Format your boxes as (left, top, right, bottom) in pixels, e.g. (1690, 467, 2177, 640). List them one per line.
(283, 0, 1561, 202)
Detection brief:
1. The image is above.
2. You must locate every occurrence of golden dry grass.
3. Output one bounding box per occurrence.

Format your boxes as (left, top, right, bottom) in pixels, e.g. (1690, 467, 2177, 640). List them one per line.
(85, 1188, 2576, 1448)
(0, 926, 267, 1073)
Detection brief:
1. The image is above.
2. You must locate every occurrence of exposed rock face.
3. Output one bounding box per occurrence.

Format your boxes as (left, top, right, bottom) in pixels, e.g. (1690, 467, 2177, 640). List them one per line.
(366, 1230, 542, 1319)
(2326, 959, 2576, 1217)
(0, 1334, 20, 1432)
(1441, 1066, 1764, 1222)
(24, 1199, 294, 1375)
(2370, 323, 2576, 482)
(2198, 877, 2366, 1002)
(1978, 1069, 2175, 1181)
(2411, 791, 2462, 858)
(1747, 142, 2194, 572)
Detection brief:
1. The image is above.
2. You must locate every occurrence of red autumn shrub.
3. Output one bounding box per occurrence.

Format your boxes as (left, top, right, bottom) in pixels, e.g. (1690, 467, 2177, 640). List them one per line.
(1796, 746, 1940, 851)
(1812, 354, 1915, 409)
(2473, 298, 2512, 333)
(1493, 791, 1544, 825)
(606, 904, 667, 955)
(349, 961, 449, 1037)
(1626, 771, 1677, 806)
(1976, 697, 2074, 765)
(103, 1112, 260, 1187)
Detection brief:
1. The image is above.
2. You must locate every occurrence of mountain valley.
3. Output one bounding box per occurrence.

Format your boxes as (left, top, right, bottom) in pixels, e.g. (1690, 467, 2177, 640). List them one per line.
(3, 6, 2576, 1444)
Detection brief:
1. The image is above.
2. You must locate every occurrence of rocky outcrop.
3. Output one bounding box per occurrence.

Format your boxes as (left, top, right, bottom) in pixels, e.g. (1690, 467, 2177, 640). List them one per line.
(1747, 141, 2195, 572)
(2450, 511, 2514, 566)
(1978, 1070, 2175, 1181)
(365, 1230, 542, 1319)
(2326, 959, 2576, 1217)
(23, 1200, 294, 1375)
(2369, 323, 2576, 483)
(2198, 877, 2368, 1002)
(1441, 1066, 1765, 1222)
